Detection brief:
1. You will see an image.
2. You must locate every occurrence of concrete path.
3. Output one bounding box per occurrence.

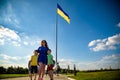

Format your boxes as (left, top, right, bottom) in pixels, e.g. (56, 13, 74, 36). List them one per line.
(1, 74, 75, 80)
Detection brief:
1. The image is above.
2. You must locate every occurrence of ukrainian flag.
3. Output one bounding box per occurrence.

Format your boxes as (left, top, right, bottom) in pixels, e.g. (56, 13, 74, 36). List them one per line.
(57, 4, 70, 24)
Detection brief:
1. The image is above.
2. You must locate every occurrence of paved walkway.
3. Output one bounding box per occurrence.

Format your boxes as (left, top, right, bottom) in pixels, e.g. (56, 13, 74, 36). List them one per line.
(1, 74, 75, 80)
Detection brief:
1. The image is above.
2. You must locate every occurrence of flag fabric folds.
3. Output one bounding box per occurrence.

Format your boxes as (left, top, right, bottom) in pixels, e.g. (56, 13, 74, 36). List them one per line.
(57, 4, 70, 24)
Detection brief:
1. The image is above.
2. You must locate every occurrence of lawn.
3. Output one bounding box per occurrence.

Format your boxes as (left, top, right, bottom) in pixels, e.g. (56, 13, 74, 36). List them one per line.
(68, 70, 120, 80)
(0, 74, 28, 79)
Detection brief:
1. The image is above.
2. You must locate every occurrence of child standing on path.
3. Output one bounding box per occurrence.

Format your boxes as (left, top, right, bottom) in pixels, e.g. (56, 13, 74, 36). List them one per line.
(47, 49, 54, 80)
(30, 50, 38, 80)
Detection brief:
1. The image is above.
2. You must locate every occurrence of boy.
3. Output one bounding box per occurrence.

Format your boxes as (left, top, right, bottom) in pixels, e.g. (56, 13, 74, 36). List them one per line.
(47, 49, 54, 80)
(30, 50, 38, 80)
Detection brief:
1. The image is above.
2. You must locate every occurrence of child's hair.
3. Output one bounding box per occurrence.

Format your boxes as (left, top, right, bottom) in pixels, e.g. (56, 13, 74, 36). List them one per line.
(48, 49, 51, 52)
(34, 50, 38, 53)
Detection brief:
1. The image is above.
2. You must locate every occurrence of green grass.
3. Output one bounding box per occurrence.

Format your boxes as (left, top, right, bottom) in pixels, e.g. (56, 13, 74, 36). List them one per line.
(0, 74, 28, 79)
(68, 70, 120, 80)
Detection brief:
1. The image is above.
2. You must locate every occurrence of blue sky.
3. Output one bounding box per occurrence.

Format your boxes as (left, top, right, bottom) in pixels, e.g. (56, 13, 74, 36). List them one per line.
(0, 0, 120, 70)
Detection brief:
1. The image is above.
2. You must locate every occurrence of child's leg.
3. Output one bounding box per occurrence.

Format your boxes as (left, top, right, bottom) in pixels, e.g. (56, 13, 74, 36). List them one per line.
(30, 66, 33, 80)
(29, 71, 31, 78)
(30, 73, 32, 80)
(48, 65, 53, 80)
(28, 67, 31, 77)
(41, 64, 46, 78)
(34, 73, 37, 80)
(48, 71, 50, 77)
(38, 63, 43, 78)
(51, 70, 53, 79)
(34, 66, 37, 80)
(49, 70, 53, 80)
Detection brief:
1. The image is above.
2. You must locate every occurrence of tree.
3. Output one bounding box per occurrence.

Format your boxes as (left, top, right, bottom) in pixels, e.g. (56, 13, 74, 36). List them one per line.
(0, 66, 6, 74)
(109, 66, 112, 70)
(16, 66, 26, 74)
(7, 66, 15, 74)
(68, 65, 70, 73)
(0, 66, 28, 74)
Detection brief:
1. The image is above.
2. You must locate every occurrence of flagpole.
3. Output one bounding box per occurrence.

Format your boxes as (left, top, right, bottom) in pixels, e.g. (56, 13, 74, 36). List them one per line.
(56, 3, 58, 64)
(55, 3, 70, 65)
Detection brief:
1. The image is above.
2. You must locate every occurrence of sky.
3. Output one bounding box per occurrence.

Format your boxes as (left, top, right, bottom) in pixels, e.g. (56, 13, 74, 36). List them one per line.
(0, 0, 120, 70)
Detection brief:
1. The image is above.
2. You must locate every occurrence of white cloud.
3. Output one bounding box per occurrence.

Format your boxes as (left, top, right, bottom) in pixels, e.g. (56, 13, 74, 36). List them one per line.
(0, 25, 41, 47)
(88, 39, 107, 47)
(88, 40, 96, 47)
(0, 54, 22, 61)
(106, 34, 120, 45)
(21, 34, 41, 46)
(3, 2, 20, 28)
(12, 41, 21, 47)
(0, 53, 119, 70)
(101, 54, 120, 61)
(0, 39, 4, 45)
(0, 25, 21, 46)
(88, 34, 120, 52)
(0, 53, 31, 68)
(58, 54, 120, 70)
(0, 26, 20, 40)
(90, 43, 107, 52)
(23, 41, 29, 45)
(22, 37, 40, 46)
(117, 22, 120, 28)
(59, 59, 75, 69)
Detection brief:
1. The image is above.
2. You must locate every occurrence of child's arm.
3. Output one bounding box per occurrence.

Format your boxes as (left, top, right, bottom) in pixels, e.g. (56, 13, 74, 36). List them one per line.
(29, 56, 32, 66)
(50, 58, 53, 64)
(50, 55, 53, 65)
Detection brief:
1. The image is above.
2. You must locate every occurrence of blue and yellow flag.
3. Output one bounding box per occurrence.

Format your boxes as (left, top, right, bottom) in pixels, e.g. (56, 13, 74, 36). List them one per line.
(57, 4, 70, 24)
